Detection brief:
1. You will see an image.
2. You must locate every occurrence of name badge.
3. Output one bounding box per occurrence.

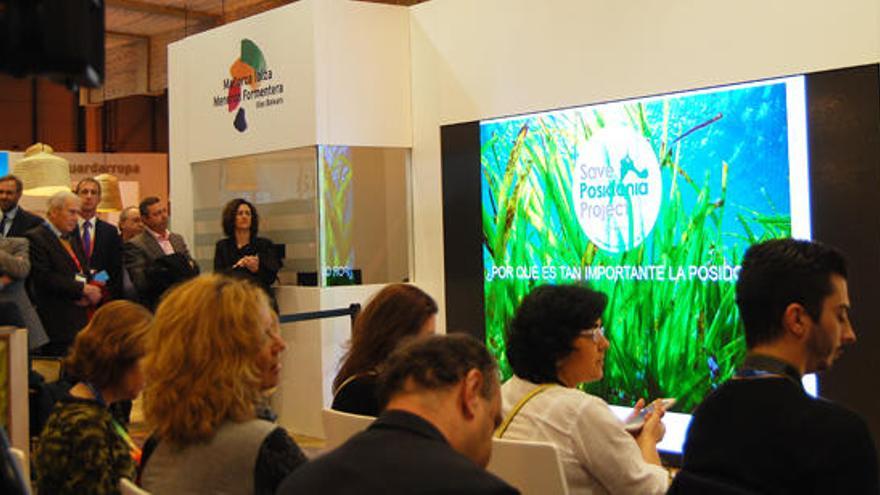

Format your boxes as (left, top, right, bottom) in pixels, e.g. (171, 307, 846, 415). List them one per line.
(75, 274, 87, 284)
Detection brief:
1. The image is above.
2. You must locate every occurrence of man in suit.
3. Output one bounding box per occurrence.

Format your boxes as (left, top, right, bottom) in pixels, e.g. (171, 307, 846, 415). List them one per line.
(0, 236, 49, 349)
(117, 206, 143, 302)
(71, 178, 123, 301)
(124, 196, 199, 309)
(0, 174, 43, 238)
(277, 334, 518, 495)
(26, 191, 102, 356)
(118, 206, 143, 242)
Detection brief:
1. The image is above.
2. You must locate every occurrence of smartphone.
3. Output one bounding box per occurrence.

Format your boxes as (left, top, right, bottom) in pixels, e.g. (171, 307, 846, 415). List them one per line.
(623, 398, 676, 432)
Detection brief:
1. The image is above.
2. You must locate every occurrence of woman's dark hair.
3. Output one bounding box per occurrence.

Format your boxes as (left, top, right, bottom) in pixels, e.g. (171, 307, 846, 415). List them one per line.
(333, 283, 438, 391)
(221, 198, 259, 238)
(506, 284, 607, 384)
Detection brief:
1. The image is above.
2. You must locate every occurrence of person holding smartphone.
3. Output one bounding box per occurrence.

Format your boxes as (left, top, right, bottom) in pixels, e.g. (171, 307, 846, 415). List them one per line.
(498, 284, 668, 495)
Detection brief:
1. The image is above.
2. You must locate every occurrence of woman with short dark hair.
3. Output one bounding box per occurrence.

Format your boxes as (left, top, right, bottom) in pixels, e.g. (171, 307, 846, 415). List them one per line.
(332, 283, 438, 416)
(213, 198, 281, 310)
(499, 284, 669, 494)
(34, 300, 152, 495)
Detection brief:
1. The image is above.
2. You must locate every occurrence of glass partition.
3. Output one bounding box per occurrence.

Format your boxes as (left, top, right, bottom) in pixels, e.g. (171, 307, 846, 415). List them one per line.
(319, 146, 410, 286)
(192, 147, 320, 284)
(192, 145, 410, 287)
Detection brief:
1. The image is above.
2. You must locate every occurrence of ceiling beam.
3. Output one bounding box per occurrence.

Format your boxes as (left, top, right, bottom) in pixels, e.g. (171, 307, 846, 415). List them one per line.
(106, 30, 151, 42)
(106, 0, 221, 22)
(223, 0, 296, 22)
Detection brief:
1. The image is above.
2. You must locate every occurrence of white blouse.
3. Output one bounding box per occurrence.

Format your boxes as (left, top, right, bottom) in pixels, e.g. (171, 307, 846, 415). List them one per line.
(500, 375, 668, 495)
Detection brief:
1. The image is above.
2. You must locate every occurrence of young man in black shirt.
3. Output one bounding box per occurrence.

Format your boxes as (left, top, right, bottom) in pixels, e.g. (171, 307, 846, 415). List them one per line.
(675, 238, 879, 494)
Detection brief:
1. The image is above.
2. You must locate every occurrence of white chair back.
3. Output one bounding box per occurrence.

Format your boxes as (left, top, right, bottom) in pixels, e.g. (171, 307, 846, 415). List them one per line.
(120, 478, 151, 495)
(321, 408, 375, 451)
(8, 447, 30, 495)
(487, 437, 569, 495)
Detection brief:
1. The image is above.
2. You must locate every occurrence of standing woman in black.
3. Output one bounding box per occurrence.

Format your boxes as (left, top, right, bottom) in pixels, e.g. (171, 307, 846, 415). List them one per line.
(214, 198, 281, 311)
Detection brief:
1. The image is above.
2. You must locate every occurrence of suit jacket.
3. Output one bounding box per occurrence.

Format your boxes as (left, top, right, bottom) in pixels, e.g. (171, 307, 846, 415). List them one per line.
(0, 237, 49, 349)
(24, 224, 89, 351)
(71, 218, 123, 300)
(276, 410, 519, 495)
(124, 230, 199, 309)
(5, 207, 43, 238)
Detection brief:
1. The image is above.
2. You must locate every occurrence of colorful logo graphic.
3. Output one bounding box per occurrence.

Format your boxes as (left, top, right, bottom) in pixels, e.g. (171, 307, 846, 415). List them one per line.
(572, 126, 662, 253)
(226, 39, 268, 133)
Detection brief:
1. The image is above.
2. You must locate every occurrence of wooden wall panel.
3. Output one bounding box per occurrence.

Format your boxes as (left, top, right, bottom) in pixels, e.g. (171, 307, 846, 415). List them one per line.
(0, 75, 36, 151)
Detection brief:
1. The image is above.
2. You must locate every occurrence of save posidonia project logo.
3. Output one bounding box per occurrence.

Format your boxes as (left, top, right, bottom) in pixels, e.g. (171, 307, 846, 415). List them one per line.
(572, 126, 662, 253)
(212, 39, 285, 133)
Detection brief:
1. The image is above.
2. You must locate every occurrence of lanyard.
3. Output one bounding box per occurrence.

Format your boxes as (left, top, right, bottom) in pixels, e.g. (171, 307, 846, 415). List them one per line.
(735, 355, 803, 389)
(59, 237, 84, 274)
(495, 383, 556, 438)
(84, 381, 142, 465)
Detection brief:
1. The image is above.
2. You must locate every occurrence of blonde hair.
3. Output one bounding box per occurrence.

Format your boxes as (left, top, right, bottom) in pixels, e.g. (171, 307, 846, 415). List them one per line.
(65, 300, 152, 390)
(142, 274, 271, 446)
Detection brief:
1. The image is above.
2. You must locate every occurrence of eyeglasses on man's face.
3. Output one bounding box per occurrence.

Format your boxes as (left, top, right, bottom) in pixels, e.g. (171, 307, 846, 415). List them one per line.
(579, 324, 605, 343)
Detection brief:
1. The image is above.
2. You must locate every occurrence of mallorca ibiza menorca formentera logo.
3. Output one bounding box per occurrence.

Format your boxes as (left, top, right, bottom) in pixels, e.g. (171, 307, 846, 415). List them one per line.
(212, 39, 285, 133)
(572, 126, 662, 253)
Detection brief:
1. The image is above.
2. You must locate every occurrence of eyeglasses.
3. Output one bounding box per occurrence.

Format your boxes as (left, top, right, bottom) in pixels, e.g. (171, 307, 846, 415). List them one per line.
(580, 325, 605, 343)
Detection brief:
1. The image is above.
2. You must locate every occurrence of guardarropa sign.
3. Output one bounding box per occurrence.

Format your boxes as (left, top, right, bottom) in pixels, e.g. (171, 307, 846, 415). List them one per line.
(572, 126, 662, 253)
(212, 39, 285, 133)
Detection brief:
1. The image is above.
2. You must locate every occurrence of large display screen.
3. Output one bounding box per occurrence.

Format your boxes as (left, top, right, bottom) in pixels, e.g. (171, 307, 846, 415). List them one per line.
(477, 76, 811, 453)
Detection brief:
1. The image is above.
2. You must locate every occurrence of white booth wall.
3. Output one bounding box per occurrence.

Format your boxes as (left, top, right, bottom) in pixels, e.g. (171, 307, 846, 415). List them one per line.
(408, 0, 880, 330)
(168, 0, 411, 437)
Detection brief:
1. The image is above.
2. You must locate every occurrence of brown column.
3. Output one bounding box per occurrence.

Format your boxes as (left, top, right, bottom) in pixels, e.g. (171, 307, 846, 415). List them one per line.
(84, 105, 103, 152)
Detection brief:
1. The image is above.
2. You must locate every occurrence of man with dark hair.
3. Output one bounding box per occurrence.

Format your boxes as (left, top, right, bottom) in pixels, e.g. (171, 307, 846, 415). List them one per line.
(277, 334, 518, 494)
(123, 197, 198, 309)
(0, 174, 43, 238)
(72, 178, 123, 301)
(674, 238, 879, 494)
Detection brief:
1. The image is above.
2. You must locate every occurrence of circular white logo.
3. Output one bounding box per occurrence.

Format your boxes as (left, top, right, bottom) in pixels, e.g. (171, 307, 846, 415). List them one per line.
(572, 126, 662, 253)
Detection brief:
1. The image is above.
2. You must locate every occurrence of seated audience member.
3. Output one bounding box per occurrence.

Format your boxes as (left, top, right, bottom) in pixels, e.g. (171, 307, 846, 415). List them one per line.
(139, 275, 306, 495)
(499, 284, 668, 495)
(34, 300, 152, 495)
(332, 283, 438, 416)
(278, 334, 518, 495)
(673, 239, 879, 494)
(213, 198, 282, 311)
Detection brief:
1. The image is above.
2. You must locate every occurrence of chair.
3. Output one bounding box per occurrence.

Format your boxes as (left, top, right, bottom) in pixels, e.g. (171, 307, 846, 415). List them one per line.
(2, 446, 30, 495)
(321, 408, 375, 451)
(487, 437, 569, 495)
(120, 478, 152, 495)
(30, 357, 63, 384)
